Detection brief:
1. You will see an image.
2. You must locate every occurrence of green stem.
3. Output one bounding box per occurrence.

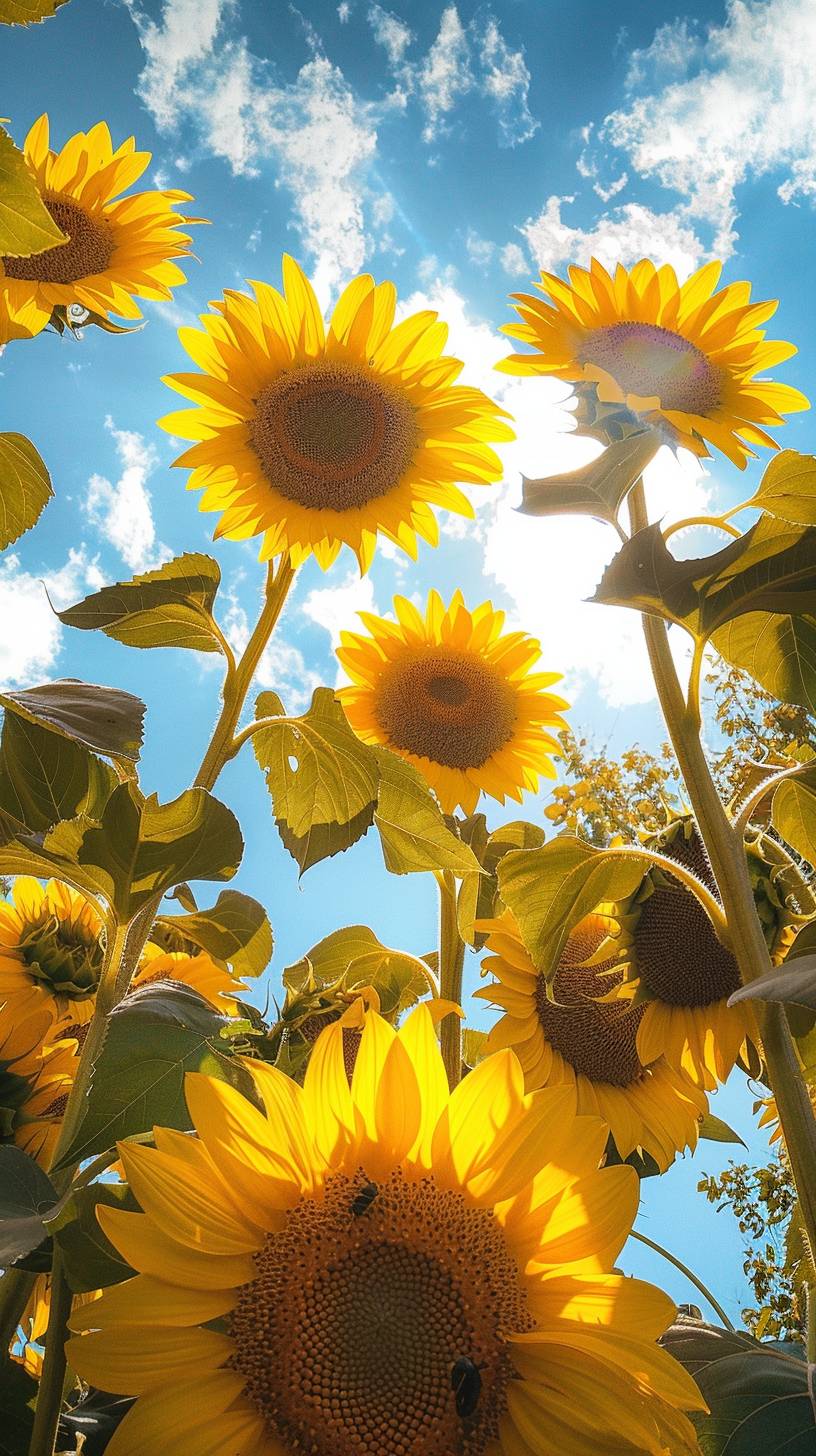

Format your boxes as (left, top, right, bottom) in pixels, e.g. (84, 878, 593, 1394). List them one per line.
(628, 479, 816, 1262)
(438, 872, 465, 1090)
(630, 1229, 735, 1331)
(195, 557, 295, 791)
(662, 513, 743, 541)
(27, 1249, 72, 1456)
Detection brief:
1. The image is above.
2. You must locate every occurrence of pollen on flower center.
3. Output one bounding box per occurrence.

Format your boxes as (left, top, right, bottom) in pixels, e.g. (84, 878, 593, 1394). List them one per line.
(2, 198, 115, 284)
(373, 649, 518, 769)
(535, 920, 645, 1086)
(228, 1169, 533, 1456)
(249, 363, 420, 513)
(579, 322, 722, 415)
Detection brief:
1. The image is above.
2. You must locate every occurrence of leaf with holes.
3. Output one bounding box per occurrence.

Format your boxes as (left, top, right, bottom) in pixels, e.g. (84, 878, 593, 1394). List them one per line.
(747, 450, 816, 525)
(0, 124, 65, 254)
(0, 708, 115, 834)
(714, 612, 816, 714)
(520, 429, 661, 525)
(0, 432, 53, 549)
(498, 836, 651, 981)
(0, 680, 145, 761)
(55, 983, 256, 1168)
(154, 889, 273, 978)
(57, 554, 226, 653)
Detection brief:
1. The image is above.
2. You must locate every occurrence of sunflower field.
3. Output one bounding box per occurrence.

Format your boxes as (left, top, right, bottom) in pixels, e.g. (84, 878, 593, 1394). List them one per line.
(1, 3, 815, 1455)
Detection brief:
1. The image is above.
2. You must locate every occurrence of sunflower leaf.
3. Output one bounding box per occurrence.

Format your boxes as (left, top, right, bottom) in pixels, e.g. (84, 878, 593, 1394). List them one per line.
(284, 925, 433, 1017)
(56, 554, 226, 654)
(520, 428, 661, 525)
(746, 450, 816, 525)
(374, 749, 482, 878)
(0, 679, 145, 761)
(54, 982, 255, 1169)
(154, 889, 273, 978)
(48, 1183, 137, 1293)
(727, 955, 816, 1012)
(498, 836, 650, 981)
(0, 1145, 64, 1265)
(713, 612, 816, 714)
(772, 778, 816, 864)
(0, 1361, 37, 1456)
(661, 1319, 815, 1455)
(0, 432, 53, 549)
(0, 124, 65, 254)
(0, 708, 116, 835)
(0, 0, 70, 25)
(697, 1112, 747, 1147)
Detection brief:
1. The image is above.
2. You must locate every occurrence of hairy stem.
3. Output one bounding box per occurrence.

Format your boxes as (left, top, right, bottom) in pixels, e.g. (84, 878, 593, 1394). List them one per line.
(630, 1228, 735, 1331)
(438, 871, 466, 1090)
(27, 1249, 72, 1456)
(628, 479, 816, 1259)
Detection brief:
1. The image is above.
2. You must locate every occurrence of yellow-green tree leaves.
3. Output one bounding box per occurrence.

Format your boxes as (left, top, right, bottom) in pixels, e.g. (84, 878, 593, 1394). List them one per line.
(0, 432, 53, 549)
(0, 0, 69, 24)
(58, 555, 228, 653)
(520, 429, 661, 526)
(0, 124, 64, 255)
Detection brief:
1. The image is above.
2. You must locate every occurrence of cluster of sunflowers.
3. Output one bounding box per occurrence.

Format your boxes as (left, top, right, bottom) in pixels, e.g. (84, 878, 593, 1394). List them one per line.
(1, 104, 816, 1456)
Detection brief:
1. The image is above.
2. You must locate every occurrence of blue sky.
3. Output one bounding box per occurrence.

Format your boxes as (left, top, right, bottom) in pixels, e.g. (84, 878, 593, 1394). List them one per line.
(3, 0, 815, 1321)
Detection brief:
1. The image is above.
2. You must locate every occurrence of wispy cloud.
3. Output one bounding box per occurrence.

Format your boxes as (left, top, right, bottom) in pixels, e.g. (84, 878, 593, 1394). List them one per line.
(85, 417, 170, 575)
(0, 548, 103, 687)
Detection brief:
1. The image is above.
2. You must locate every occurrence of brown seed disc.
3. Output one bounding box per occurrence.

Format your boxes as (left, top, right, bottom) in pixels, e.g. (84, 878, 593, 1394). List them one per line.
(3, 197, 115, 284)
(579, 322, 722, 415)
(229, 1167, 534, 1456)
(40, 1092, 69, 1120)
(534, 920, 645, 1086)
(634, 827, 741, 1007)
(373, 649, 517, 769)
(249, 362, 420, 512)
(299, 1013, 361, 1081)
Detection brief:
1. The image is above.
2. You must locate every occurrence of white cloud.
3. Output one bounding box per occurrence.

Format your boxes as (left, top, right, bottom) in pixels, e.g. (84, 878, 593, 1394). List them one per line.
(338, 2, 351, 20)
(302, 572, 376, 684)
(0, 548, 102, 687)
(418, 4, 473, 141)
(125, 0, 229, 130)
(85, 417, 169, 574)
(464, 230, 496, 269)
(478, 16, 538, 147)
(500, 241, 527, 275)
(519, 196, 705, 278)
(603, 0, 816, 254)
(221, 585, 321, 713)
(368, 3, 413, 64)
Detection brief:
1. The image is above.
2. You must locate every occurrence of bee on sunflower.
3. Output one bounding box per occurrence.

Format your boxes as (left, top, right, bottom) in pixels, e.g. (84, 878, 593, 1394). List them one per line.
(159, 256, 512, 571)
(66, 1005, 706, 1455)
(337, 590, 568, 814)
(500, 257, 809, 467)
(475, 910, 707, 1171)
(0, 115, 199, 328)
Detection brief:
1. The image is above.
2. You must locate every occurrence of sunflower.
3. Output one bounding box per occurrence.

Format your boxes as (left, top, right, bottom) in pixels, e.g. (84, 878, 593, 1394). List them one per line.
(500, 257, 809, 467)
(0, 1004, 79, 1167)
(0, 288, 50, 344)
(0, 115, 198, 325)
(131, 942, 246, 1013)
(66, 1005, 704, 1456)
(159, 255, 512, 571)
(605, 818, 804, 1091)
(337, 591, 568, 814)
(0, 878, 105, 1029)
(475, 911, 706, 1171)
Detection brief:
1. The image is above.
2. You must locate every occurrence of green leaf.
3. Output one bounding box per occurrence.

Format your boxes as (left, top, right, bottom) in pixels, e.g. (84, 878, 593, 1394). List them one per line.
(0, 432, 53, 549)
(57, 554, 227, 654)
(747, 450, 816, 525)
(728, 955, 816, 1012)
(374, 750, 482, 878)
(714, 612, 816, 714)
(462, 1028, 489, 1068)
(154, 889, 273, 978)
(772, 778, 816, 865)
(0, 680, 145, 761)
(458, 818, 547, 946)
(498, 836, 650, 981)
(0, 0, 70, 24)
(0, 708, 115, 834)
(49, 1183, 137, 1293)
(0, 1146, 62, 1264)
(698, 1112, 747, 1147)
(661, 1319, 815, 1455)
(520, 429, 661, 525)
(252, 688, 379, 874)
(0, 124, 65, 255)
(56, 982, 256, 1168)
(40, 782, 243, 920)
(285, 925, 433, 1018)
(0, 1361, 37, 1456)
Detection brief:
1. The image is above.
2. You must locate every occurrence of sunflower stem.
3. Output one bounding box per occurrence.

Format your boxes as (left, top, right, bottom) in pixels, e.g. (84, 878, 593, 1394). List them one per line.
(0, 1269, 36, 1365)
(27, 1248, 72, 1456)
(662, 513, 743, 541)
(630, 1229, 735, 1331)
(438, 871, 466, 1089)
(627, 478, 816, 1264)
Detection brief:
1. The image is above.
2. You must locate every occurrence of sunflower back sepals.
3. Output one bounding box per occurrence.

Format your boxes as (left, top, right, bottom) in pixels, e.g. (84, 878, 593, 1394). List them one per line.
(519, 426, 662, 528)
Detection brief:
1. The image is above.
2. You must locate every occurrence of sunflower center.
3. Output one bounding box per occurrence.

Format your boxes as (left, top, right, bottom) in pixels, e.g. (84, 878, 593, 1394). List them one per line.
(373, 649, 517, 770)
(634, 827, 741, 1008)
(579, 322, 722, 416)
(249, 363, 420, 513)
(229, 1168, 533, 1456)
(18, 913, 104, 1001)
(534, 921, 645, 1086)
(2, 197, 115, 284)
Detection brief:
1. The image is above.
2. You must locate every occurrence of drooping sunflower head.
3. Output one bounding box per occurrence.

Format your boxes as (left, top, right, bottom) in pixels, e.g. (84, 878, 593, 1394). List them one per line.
(476, 910, 706, 1170)
(500, 257, 809, 467)
(337, 590, 568, 814)
(160, 255, 513, 571)
(67, 1006, 705, 1456)
(0, 115, 199, 326)
(0, 878, 104, 1027)
(0, 1005, 79, 1167)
